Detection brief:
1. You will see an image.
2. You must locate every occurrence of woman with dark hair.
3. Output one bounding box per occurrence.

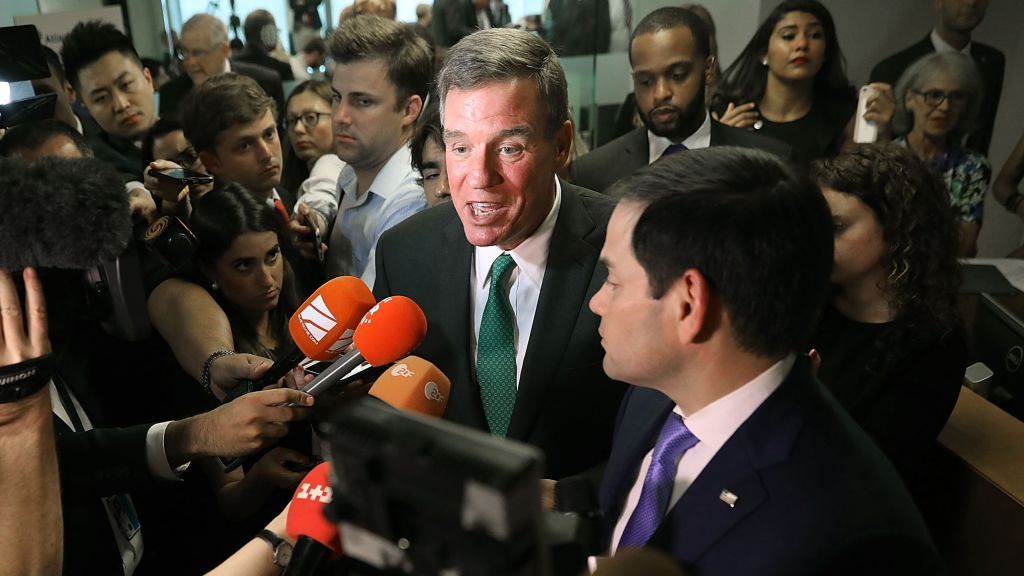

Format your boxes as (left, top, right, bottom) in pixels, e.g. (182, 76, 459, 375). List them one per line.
(190, 184, 300, 358)
(712, 0, 893, 164)
(892, 52, 990, 257)
(409, 102, 451, 207)
(810, 144, 966, 485)
(280, 79, 336, 196)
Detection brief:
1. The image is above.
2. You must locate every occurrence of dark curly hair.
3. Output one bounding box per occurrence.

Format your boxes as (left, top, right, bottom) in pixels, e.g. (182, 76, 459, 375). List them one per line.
(811, 144, 961, 355)
(711, 0, 852, 117)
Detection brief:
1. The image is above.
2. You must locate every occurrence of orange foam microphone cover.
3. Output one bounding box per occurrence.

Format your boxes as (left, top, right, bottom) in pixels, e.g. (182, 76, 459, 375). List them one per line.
(289, 276, 375, 361)
(368, 356, 450, 418)
(286, 461, 342, 557)
(352, 296, 428, 366)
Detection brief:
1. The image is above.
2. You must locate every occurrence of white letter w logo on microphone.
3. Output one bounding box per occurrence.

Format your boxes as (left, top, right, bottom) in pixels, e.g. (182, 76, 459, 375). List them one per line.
(298, 294, 338, 344)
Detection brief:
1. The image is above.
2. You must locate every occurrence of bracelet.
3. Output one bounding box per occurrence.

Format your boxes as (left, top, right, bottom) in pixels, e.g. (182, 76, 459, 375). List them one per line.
(200, 350, 237, 398)
(0, 354, 54, 404)
(1005, 191, 1024, 214)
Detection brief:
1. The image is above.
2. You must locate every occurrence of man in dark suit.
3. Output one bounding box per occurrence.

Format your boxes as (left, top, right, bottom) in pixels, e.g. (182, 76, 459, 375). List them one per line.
(591, 148, 941, 574)
(238, 9, 295, 82)
(160, 13, 285, 121)
(372, 28, 627, 480)
(434, 0, 492, 48)
(571, 7, 788, 194)
(869, 0, 1003, 154)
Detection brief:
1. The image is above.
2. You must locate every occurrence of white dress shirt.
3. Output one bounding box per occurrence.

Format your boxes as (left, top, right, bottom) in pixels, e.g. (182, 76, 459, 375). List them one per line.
(470, 179, 562, 388)
(609, 355, 796, 554)
(647, 111, 712, 165)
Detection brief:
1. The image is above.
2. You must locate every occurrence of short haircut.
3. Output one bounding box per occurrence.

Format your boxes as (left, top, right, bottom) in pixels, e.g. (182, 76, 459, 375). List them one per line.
(410, 101, 442, 172)
(141, 117, 184, 166)
(60, 20, 143, 92)
(181, 72, 276, 154)
(437, 28, 568, 138)
(612, 147, 834, 359)
(631, 7, 710, 63)
(40, 45, 67, 86)
(328, 15, 432, 105)
(182, 13, 229, 48)
(0, 119, 93, 158)
(893, 52, 982, 142)
(243, 9, 277, 49)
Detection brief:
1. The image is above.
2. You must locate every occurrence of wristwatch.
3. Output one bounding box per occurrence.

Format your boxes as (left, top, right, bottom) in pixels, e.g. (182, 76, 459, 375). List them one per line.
(257, 529, 293, 568)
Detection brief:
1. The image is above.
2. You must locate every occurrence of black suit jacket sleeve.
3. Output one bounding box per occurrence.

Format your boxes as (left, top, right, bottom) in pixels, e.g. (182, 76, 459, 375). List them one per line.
(55, 421, 156, 500)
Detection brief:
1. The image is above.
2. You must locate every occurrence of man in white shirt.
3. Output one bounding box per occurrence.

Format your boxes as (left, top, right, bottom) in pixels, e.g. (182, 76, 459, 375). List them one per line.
(371, 28, 627, 480)
(591, 147, 940, 575)
(305, 15, 430, 287)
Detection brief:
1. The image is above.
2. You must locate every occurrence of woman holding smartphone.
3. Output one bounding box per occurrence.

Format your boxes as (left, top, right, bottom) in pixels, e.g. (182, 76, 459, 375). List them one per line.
(712, 0, 894, 164)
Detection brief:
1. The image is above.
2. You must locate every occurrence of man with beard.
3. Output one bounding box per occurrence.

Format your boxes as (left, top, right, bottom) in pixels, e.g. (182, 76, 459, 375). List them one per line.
(571, 7, 788, 194)
(869, 0, 1003, 155)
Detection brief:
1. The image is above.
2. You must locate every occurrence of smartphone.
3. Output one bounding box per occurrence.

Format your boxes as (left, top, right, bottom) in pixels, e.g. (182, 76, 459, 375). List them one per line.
(153, 167, 214, 186)
(307, 217, 324, 264)
(853, 85, 879, 144)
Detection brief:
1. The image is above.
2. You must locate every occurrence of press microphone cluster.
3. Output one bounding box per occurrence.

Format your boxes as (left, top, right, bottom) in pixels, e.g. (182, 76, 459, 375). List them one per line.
(254, 276, 376, 389)
(223, 296, 428, 472)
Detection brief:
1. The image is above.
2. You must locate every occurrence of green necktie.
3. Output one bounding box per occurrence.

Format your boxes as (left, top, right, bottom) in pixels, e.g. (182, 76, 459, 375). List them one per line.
(478, 253, 518, 437)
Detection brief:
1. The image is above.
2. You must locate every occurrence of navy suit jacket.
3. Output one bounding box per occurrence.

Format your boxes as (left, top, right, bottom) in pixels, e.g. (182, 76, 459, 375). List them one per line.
(870, 34, 1004, 155)
(372, 181, 627, 479)
(600, 362, 942, 575)
(570, 122, 792, 194)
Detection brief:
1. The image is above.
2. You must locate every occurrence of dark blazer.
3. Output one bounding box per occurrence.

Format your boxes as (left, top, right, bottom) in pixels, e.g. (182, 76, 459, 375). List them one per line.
(80, 111, 144, 182)
(434, 0, 490, 48)
(870, 33, 1005, 155)
(236, 46, 295, 82)
(158, 60, 286, 122)
(570, 122, 792, 194)
(546, 0, 610, 56)
(373, 181, 628, 479)
(599, 363, 942, 575)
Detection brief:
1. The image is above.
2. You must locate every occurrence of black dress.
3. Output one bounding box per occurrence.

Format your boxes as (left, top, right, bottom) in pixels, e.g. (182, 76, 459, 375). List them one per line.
(809, 305, 966, 485)
(753, 92, 856, 165)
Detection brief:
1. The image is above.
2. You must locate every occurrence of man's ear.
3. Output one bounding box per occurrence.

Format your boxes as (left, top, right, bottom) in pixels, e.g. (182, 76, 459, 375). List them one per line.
(553, 119, 573, 167)
(402, 94, 424, 129)
(670, 268, 713, 345)
(199, 150, 221, 176)
(704, 55, 716, 84)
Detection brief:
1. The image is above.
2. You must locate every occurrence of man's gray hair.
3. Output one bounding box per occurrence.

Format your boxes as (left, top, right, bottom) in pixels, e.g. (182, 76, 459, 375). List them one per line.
(182, 13, 229, 48)
(437, 28, 568, 138)
(893, 52, 982, 141)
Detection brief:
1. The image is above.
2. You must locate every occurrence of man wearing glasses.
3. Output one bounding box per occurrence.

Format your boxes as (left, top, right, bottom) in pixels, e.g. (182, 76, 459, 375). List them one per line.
(159, 13, 285, 122)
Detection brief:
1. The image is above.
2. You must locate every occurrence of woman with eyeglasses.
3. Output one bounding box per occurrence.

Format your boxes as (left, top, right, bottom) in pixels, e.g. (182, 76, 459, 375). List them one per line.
(281, 79, 336, 197)
(893, 52, 990, 256)
(711, 0, 894, 165)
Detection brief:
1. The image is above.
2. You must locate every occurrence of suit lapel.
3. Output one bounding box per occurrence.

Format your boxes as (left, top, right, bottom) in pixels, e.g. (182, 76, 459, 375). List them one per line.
(651, 367, 808, 562)
(438, 212, 484, 427)
(623, 127, 649, 174)
(599, 387, 676, 545)
(506, 183, 601, 440)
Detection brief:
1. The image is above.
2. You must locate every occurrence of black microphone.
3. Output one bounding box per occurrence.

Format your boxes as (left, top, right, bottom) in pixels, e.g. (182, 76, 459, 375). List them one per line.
(0, 156, 130, 270)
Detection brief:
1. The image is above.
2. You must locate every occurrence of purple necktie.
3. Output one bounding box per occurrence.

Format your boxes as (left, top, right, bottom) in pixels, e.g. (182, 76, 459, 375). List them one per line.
(618, 412, 699, 549)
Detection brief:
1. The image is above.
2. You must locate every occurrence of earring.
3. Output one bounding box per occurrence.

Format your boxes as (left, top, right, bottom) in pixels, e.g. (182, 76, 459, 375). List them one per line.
(211, 281, 219, 291)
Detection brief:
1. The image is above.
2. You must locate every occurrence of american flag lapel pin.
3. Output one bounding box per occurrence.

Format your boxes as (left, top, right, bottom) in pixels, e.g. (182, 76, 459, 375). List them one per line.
(719, 489, 738, 508)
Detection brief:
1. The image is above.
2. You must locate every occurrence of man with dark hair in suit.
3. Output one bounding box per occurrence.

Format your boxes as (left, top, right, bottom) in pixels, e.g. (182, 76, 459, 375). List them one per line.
(238, 9, 295, 82)
(592, 147, 941, 574)
(870, 0, 1003, 155)
(159, 13, 286, 121)
(570, 7, 788, 194)
(372, 27, 627, 480)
